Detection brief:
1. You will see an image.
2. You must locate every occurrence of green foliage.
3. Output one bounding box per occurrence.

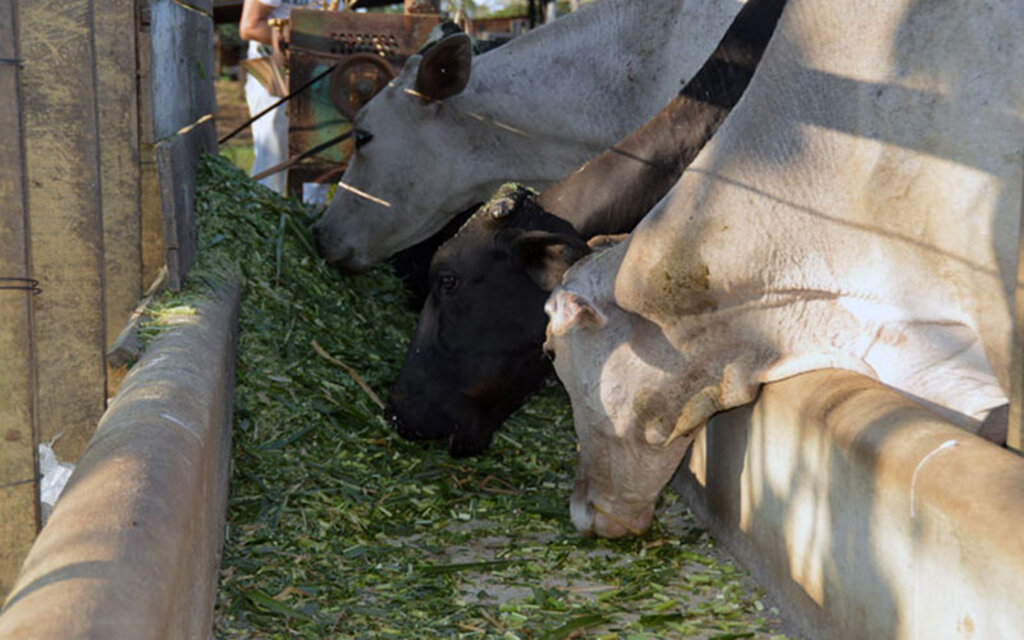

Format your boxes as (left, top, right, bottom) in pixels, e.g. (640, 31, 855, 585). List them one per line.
(477, 1, 573, 19)
(219, 143, 254, 175)
(169, 154, 796, 639)
(479, 0, 530, 19)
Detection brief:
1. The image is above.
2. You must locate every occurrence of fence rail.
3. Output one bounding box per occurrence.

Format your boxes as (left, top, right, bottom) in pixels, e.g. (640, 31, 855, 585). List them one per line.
(0, 0, 38, 600)
(0, 0, 215, 598)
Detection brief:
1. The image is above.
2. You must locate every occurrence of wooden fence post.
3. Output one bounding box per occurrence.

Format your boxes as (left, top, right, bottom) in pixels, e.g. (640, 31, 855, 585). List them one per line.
(137, 0, 166, 292)
(18, 0, 107, 462)
(0, 0, 40, 599)
(138, 0, 217, 292)
(95, 2, 142, 354)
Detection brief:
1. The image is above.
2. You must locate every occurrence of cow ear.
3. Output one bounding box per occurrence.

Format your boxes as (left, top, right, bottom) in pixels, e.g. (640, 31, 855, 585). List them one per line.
(514, 230, 590, 291)
(415, 33, 472, 102)
(545, 288, 606, 337)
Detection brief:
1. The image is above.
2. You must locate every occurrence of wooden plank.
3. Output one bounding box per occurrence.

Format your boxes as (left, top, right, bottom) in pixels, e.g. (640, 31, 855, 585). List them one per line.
(138, 0, 217, 291)
(19, 0, 107, 462)
(139, 145, 167, 292)
(144, 0, 216, 142)
(136, 0, 156, 153)
(156, 117, 218, 290)
(136, 5, 166, 291)
(0, 0, 40, 600)
(95, 1, 142, 351)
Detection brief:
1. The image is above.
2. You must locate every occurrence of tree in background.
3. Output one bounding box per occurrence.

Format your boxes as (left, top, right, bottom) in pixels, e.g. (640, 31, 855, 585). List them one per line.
(476, 0, 584, 19)
(444, 0, 481, 18)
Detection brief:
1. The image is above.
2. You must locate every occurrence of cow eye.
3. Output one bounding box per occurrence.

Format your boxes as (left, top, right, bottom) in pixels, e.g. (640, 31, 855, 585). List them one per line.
(439, 274, 459, 293)
(353, 128, 373, 150)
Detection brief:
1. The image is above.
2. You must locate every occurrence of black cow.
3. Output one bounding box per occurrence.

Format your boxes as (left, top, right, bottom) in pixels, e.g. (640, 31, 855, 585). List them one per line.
(387, 0, 788, 456)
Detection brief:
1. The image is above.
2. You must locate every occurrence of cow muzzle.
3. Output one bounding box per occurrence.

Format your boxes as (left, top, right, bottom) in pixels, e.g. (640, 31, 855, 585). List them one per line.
(313, 224, 373, 274)
(570, 483, 654, 538)
(386, 399, 453, 442)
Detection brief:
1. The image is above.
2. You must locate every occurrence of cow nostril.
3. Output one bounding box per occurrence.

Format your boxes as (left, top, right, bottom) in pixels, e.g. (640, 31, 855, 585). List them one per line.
(312, 228, 364, 272)
(390, 408, 445, 442)
(327, 249, 371, 275)
(389, 411, 415, 438)
(542, 339, 556, 362)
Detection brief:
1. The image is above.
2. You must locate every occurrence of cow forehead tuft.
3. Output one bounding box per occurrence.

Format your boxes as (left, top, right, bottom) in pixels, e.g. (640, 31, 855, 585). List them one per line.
(465, 183, 536, 228)
(490, 197, 516, 219)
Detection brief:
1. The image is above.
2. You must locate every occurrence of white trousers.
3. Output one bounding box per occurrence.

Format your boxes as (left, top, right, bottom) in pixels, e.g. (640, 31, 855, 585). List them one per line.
(244, 61, 331, 205)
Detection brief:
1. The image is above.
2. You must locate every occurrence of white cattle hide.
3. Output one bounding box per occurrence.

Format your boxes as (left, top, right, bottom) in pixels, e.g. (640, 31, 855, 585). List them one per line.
(545, 0, 1024, 538)
(313, 0, 745, 271)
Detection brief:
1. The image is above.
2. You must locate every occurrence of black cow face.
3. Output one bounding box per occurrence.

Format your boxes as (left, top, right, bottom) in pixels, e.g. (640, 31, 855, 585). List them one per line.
(386, 185, 589, 457)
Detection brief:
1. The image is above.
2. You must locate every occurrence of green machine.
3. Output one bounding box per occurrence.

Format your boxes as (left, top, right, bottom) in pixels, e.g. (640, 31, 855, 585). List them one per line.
(283, 1, 442, 194)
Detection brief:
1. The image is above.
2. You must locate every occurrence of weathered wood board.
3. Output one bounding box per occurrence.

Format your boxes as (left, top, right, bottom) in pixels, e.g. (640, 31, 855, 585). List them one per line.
(156, 118, 218, 290)
(18, 0, 107, 461)
(0, 0, 40, 600)
(139, 145, 167, 292)
(138, 0, 217, 291)
(141, 0, 216, 143)
(95, 1, 142, 350)
(136, 7, 165, 293)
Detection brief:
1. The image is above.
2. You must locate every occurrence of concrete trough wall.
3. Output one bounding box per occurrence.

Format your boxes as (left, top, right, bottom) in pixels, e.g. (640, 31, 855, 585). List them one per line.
(675, 369, 1024, 640)
(0, 283, 240, 640)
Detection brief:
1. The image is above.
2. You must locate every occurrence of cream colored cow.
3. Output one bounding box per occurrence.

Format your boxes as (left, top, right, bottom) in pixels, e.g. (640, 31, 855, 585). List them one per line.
(545, 0, 1024, 538)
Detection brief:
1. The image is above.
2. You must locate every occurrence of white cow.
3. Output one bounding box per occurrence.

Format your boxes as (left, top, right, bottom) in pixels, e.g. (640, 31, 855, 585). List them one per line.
(312, 0, 745, 272)
(545, 0, 1024, 538)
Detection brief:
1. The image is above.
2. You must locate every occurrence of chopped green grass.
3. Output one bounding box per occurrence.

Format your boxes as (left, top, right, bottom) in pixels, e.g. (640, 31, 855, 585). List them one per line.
(152, 154, 798, 639)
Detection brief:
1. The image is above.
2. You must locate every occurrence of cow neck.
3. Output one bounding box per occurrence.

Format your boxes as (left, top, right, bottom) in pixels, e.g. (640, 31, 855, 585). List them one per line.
(536, 0, 787, 240)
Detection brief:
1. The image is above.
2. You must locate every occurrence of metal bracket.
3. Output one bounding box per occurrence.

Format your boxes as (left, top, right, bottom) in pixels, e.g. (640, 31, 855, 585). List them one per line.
(0, 277, 42, 294)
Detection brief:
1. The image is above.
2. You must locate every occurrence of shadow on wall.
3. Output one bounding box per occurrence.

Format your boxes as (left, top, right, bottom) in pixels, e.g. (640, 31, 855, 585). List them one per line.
(565, 0, 1023, 636)
(679, 379, 903, 639)
(676, 367, 1024, 639)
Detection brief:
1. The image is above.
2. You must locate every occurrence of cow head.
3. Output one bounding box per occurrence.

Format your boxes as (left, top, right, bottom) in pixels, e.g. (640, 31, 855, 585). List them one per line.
(386, 184, 589, 457)
(543, 239, 759, 538)
(313, 33, 481, 272)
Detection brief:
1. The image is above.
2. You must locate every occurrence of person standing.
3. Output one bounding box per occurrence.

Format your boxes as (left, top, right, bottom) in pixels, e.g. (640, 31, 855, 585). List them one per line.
(239, 0, 330, 204)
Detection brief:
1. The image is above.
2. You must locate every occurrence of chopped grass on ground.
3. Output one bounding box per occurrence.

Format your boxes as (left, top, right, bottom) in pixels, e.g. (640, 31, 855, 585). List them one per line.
(146, 154, 798, 639)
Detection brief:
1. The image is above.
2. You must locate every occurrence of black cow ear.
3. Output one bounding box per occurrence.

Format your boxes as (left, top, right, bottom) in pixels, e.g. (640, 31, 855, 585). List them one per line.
(514, 231, 590, 291)
(415, 33, 472, 102)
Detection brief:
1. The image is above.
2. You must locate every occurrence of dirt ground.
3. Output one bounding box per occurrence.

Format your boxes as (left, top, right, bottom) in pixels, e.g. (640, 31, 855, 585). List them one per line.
(214, 76, 254, 174)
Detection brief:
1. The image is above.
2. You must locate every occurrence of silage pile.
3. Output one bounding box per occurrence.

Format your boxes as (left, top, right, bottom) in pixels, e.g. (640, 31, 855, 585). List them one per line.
(163, 155, 795, 639)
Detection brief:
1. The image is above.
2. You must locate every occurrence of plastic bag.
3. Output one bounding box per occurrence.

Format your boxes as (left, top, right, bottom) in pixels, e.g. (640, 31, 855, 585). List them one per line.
(38, 439, 75, 525)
